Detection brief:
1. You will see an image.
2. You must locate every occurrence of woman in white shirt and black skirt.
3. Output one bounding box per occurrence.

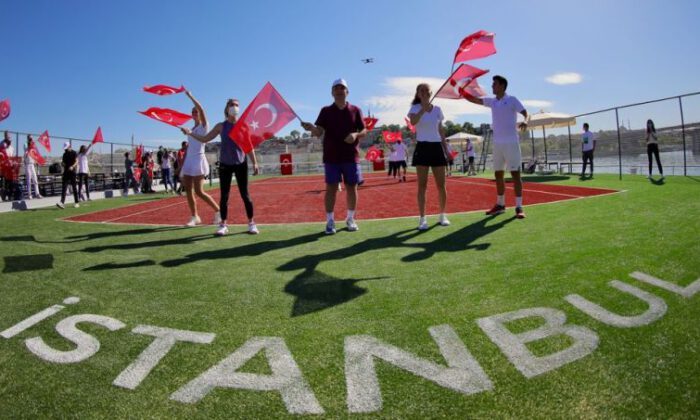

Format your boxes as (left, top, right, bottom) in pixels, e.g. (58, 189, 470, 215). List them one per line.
(407, 83, 450, 231)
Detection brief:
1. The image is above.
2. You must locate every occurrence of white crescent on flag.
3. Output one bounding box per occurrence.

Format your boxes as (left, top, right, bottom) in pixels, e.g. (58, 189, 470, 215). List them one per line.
(151, 111, 173, 123)
(452, 77, 474, 97)
(254, 103, 278, 129)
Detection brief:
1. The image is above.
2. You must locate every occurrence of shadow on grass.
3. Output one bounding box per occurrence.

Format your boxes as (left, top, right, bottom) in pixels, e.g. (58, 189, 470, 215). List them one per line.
(145, 216, 513, 316)
(649, 178, 666, 186)
(3, 254, 54, 273)
(83, 259, 156, 271)
(1, 226, 183, 245)
(76, 233, 223, 253)
(278, 216, 514, 316)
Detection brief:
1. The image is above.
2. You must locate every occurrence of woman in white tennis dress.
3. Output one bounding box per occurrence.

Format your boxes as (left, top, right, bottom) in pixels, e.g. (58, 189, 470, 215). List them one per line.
(178, 90, 221, 227)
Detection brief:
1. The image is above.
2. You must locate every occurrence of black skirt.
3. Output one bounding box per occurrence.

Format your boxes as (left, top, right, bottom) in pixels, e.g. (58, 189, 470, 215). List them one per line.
(412, 141, 447, 167)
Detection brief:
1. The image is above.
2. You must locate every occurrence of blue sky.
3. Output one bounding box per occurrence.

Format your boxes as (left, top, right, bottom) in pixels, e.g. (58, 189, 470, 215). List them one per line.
(2, 0, 700, 149)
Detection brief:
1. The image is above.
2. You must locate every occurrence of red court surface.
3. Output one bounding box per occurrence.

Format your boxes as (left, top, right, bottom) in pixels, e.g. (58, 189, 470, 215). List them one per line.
(65, 173, 619, 226)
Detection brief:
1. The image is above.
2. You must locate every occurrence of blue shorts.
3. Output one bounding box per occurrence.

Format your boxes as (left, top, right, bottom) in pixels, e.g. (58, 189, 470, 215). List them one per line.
(324, 162, 362, 185)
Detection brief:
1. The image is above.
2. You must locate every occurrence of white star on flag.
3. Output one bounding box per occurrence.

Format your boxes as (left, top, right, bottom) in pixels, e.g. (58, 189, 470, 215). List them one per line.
(250, 120, 260, 131)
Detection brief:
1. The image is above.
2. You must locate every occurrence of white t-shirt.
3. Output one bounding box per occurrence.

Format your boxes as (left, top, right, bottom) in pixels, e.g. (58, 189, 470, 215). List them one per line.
(161, 155, 171, 170)
(466, 142, 476, 158)
(646, 132, 658, 145)
(78, 150, 90, 174)
(581, 131, 595, 152)
(482, 95, 525, 144)
(408, 104, 444, 142)
(388, 142, 407, 161)
(1, 144, 14, 157)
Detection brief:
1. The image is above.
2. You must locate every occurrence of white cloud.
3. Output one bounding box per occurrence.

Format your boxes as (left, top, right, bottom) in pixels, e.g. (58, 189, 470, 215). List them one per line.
(522, 99, 553, 110)
(362, 76, 489, 125)
(545, 72, 583, 85)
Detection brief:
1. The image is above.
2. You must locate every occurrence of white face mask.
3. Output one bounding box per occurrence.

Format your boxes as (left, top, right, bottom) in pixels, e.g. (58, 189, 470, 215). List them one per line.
(228, 105, 239, 117)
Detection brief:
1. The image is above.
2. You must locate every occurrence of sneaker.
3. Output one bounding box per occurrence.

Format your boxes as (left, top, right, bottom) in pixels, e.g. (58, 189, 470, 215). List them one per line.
(74, 203, 80, 208)
(185, 216, 201, 227)
(515, 207, 526, 219)
(438, 213, 450, 226)
(248, 222, 259, 234)
(417, 217, 429, 231)
(486, 204, 506, 216)
(213, 212, 222, 225)
(215, 224, 229, 236)
(325, 220, 336, 235)
(56, 202, 65, 209)
(647, 175, 653, 180)
(346, 218, 359, 232)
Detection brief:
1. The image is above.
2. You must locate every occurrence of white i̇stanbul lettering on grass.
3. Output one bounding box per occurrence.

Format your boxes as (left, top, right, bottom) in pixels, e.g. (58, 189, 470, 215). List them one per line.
(1, 271, 698, 415)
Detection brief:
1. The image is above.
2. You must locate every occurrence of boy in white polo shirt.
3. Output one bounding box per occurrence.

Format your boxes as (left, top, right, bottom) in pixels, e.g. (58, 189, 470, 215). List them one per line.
(465, 75, 528, 218)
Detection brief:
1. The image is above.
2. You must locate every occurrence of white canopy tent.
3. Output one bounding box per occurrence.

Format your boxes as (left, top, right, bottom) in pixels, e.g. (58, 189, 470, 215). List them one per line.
(526, 111, 577, 162)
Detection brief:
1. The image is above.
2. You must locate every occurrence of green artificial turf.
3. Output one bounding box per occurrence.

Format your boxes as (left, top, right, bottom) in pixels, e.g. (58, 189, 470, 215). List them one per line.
(0, 174, 699, 418)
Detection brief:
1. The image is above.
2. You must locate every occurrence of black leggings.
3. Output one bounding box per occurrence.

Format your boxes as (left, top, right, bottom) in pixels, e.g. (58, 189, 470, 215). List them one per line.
(61, 171, 79, 204)
(581, 151, 594, 175)
(77, 173, 90, 199)
(219, 161, 253, 221)
(647, 144, 663, 175)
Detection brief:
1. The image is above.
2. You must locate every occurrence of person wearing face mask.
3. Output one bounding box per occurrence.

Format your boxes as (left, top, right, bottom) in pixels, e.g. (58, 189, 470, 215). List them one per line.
(183, 98, 260, 236)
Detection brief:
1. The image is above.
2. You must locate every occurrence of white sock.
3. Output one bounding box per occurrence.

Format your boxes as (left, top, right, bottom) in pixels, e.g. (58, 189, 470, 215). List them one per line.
(516, 196, 523, 208)
(326, 212, 334, 222)
(497, 195, 505, 206)
(347, 209, 355, 220)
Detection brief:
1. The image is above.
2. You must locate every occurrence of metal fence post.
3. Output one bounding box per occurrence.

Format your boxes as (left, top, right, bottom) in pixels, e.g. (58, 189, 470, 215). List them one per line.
(679, 96, 687, 176)
(567, 125, 572, 167)
(615, 108, 622, 180)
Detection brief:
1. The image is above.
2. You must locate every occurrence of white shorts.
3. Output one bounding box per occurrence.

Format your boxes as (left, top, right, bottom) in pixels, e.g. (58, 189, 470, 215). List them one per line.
(492, 142, 522, 172)
(181, 154, 210, 177)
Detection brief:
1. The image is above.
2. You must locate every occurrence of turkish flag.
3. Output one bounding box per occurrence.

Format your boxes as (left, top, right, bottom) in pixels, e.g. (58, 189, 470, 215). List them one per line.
(449, 150, 459, 160)
(383, 131, 402, 143)
(139, 107, 193, 127)
(92, 126, 104, 144)
(229, 82, 297, 154)
(37, 130, 51, 152)
(135, 145, 144, 165)
(0, 99, 10, 122)
(133, 167, 142, 183)
(28, 144, 46, 165)
(435, 64, 488, 100)
(143, 84, 186, 96)
(453, 30, 496, 63)
(363, 117, 379, 131)
(404, 117, 415, 134)
(365, 145, 381, 162)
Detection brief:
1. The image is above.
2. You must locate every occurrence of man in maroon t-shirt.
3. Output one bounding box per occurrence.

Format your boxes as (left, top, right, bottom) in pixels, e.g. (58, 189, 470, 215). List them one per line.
(302, 78, 367, 234)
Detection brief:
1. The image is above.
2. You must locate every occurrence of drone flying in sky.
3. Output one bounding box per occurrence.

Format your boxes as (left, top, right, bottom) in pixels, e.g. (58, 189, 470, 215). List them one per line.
(360, 58, 374, 64)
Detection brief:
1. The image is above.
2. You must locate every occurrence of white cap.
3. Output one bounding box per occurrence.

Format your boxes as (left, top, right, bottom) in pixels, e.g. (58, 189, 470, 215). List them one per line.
(332, 78, 348, 89)
(63, 141, 71, 150)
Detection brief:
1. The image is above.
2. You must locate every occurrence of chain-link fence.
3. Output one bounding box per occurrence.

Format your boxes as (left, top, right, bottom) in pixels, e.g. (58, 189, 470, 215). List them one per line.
(490, 91, 700, 177)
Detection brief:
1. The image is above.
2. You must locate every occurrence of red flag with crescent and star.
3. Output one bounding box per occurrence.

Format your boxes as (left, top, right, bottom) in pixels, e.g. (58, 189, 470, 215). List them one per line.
(229, 82, 297, 154)
(364, 145, 381, 162)
(382, 131, 402, 143)
(435, 64, 489, 100)
(363, 117, 379, 131)
(91, 126, 104, 145)
(139, 107, 193, 127)
(404, 117, 416, 134)
(143, 84, 186, 96)
(37, 130, 51, 152)
(27, 144, 46, 165)
(0, 99, 10, 122)
(453, 30, 496, 64)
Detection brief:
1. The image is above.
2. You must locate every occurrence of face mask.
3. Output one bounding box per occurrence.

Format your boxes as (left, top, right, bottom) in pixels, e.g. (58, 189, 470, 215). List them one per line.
(228, 105, 239, 116)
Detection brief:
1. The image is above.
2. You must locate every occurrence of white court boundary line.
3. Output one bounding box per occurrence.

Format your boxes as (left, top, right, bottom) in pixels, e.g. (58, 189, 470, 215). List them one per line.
(60, 176, 624, 227)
